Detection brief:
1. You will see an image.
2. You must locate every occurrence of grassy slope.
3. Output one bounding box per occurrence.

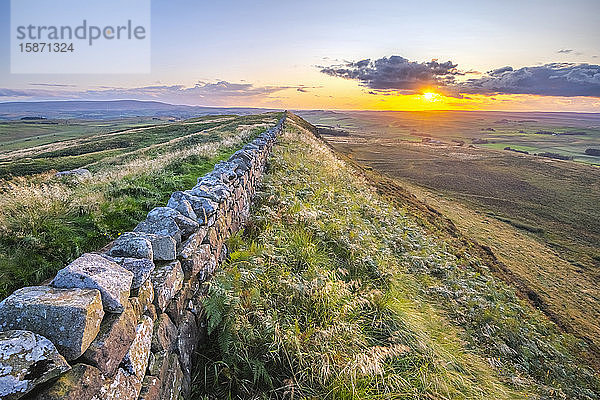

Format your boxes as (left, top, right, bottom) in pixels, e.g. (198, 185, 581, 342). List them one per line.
(193, 113, 599, 399)
(0, 112, 282, 299)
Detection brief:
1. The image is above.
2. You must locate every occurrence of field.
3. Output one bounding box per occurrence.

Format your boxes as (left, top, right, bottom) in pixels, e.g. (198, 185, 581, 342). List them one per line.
(0, 111, 283, 298)
(298, 110, 600, 164)
(298, 109, 600, 363)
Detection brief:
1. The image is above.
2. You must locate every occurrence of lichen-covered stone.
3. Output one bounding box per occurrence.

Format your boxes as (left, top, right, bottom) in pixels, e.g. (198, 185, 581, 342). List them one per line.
(34, 363, 103, 400)
(101, 256, 155, 289)
(121, 315, 153, 377)
(151, 313, 178, 353)
(147, 351, 168, 383)
(147, 207, 199, 238)
(92, 367, 141, 400)
(138, 375, 161, 400)
(180, 241, 213, 278)
(166, 196, 197, 221)
(81, 303, 137, 376)
(146, 235, 177, 261)
(0, 330, 71, 400)
(131, 278, 154, 317)
(189, 181, 231, 203)
(134, 217, 181, 246)
(151, 261, 184, 312)
(51, 253, 133, 313)
(169, 191, 217, 225)
(0, 286, 104, 360)
(107, 233, 153, 260)
(160, 354, 183, 400)
(148, 204, 198, 236)
(165, 280, 193, 326)
(144, 304, 158, 322)
(177, 311, 199, 381)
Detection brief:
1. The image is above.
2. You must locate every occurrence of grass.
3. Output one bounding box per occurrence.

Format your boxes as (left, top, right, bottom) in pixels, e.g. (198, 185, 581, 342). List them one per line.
(0, 112, 283, 299)
(192, 113, 600, 399)
(305, 111, 600, 355)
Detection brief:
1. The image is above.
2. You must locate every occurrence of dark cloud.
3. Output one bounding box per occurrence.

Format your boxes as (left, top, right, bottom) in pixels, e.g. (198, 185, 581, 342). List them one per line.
(558, 49, 574, 54)
(320, 55, 460, 94)
(320, 55, 600, 98)
(459, 63, 600, 97)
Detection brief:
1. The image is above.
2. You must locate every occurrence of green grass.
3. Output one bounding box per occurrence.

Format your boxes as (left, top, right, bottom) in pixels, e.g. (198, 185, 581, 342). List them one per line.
(192, 114, 600, 399)
(0, 112, 283, 299)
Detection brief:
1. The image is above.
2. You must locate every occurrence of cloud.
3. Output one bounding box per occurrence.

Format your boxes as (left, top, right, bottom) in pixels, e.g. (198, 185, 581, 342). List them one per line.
(320, 55, 600, 98)
(29, 83, 77, 87)
(459, 63, 600, 97)
(320, 55, 461, 94)
(558, 49, 574, 54)
(0, 80, 309, 105)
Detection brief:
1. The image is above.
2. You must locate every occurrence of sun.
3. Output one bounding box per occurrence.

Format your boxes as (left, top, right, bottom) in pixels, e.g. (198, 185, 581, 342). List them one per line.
(422, 92, 439, 102)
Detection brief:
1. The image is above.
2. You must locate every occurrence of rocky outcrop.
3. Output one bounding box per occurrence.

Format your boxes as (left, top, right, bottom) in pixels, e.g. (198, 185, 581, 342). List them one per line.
(0, 114, 285, 399)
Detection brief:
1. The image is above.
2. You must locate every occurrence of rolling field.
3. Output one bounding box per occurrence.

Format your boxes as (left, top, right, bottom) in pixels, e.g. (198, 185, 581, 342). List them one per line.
(298, 109, 600, 361)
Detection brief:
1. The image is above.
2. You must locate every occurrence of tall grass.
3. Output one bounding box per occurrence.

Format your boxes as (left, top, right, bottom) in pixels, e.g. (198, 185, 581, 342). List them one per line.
(193, 115, 599, 399)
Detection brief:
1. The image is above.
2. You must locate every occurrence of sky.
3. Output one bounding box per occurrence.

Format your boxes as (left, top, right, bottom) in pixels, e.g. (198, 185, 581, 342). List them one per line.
(1, 0, 599, 111)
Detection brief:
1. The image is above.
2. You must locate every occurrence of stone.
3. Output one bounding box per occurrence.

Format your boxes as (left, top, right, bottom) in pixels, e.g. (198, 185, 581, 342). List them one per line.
(151, 313, 178, 353)
(170, 191, 217, 225)
(92, 367, 141, 400)
(147, 351, 168, 383)
(144, 304, 158, 322)
(147, 235, 177, 261)
(189, 182, 231, 203)
(121, 315, 153, 378)
(107, 232, 153, 260)
(166, 197, 197, 221)
(147, 207, 199, 238)
(34, 363, 103, 400)
(176, 311, 199, 379)
(51, 253, 133, 313)
(132, 278, 155, 316)
(160, 355, 183, 400)
(55, 168, 91, 178)
(101, 256, 155, 289)
(177, 228, 208, 260)
(0, 286, 104, 360)
(165, 281, 192, 326)
(134, 219, 181, 245)
(138, 376, 161, 400)
(0, 330, 70, 400)
(151, 261, 184, 312)
(181, 244, 214, 280)
(81, 303, 137, 376)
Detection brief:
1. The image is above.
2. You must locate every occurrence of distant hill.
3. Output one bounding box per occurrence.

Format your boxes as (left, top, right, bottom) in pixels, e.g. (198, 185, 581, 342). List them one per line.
(0, 100, 278, 120)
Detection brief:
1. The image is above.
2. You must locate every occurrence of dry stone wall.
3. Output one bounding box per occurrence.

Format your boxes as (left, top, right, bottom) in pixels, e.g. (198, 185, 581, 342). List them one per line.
(0, 115, 286, 400)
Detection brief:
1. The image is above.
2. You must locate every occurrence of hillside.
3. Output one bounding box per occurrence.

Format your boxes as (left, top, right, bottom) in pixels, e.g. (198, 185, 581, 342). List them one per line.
(192, 113, 599, 399)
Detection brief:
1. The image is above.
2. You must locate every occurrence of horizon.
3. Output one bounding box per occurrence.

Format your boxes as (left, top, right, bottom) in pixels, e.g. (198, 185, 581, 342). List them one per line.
(2, 98, 600, 114)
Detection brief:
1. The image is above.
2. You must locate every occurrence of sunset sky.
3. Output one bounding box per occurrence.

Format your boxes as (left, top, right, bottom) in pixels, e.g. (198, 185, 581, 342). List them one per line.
(1, 0, 599, 111)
